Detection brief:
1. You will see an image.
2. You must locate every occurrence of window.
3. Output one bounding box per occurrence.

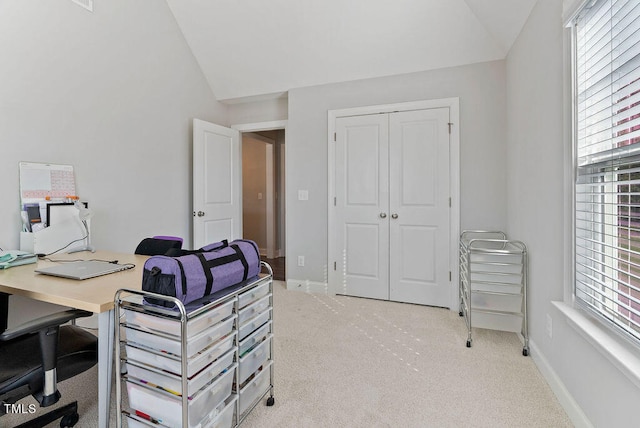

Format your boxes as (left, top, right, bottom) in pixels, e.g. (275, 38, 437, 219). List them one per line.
(574, 0, 640, 342)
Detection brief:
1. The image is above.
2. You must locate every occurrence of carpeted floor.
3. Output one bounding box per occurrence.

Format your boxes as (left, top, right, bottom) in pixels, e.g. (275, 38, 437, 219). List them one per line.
(2, 281, 573, 427)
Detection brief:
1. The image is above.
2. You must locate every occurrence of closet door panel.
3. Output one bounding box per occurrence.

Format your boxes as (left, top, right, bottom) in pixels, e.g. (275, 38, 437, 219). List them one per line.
(345, 224, 380, 278)
(399, 120, 437, 206)
(398, 225, 436, 282)
(389, 109, 450, 306)
(335, 115, 390, 300)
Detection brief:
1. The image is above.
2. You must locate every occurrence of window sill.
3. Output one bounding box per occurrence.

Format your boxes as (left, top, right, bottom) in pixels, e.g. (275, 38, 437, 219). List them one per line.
(552, 301, 640, 389)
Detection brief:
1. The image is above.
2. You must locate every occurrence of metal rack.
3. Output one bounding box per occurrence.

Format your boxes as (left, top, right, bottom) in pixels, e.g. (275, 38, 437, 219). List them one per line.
(114, 261, 275, 428)
(459, 231, 529, 356)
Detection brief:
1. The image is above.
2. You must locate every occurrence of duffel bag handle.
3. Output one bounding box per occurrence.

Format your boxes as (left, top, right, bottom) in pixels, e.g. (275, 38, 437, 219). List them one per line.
(200, 239, 229, 252)
(165, 239, 229, 257)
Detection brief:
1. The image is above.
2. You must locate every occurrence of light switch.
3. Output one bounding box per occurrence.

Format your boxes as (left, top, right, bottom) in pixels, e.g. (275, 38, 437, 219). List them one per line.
(258, 192, 263, 200)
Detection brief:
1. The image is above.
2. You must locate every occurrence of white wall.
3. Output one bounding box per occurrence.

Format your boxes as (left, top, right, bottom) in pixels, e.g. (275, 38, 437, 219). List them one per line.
(287, 61, 508, 283)
(506, 0, 640, 426)
(506, 0, 566, 350)
(227, 97, 288, 126)
(0, 0, 227, 253)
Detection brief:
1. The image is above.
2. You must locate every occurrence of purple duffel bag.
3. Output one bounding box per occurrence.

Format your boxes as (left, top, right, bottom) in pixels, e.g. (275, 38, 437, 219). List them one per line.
(141, 239, 260, 308)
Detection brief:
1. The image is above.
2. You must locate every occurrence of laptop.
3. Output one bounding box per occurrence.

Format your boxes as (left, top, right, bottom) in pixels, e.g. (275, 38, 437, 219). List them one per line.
(35, 260, 132, 280)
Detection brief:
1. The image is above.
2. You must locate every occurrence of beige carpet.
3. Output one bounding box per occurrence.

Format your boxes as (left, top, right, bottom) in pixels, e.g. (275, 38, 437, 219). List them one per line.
(3, 281, 572, 427)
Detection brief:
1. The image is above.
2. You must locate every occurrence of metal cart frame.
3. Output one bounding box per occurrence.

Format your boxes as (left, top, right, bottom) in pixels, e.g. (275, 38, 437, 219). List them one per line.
(114, 261, 275, 427)
(459, 231, 529, 356)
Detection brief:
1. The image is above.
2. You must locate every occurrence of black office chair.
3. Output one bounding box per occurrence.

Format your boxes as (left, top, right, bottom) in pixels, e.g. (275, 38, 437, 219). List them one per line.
(0, 292, 98, 427)
(134, 236, 183, 256)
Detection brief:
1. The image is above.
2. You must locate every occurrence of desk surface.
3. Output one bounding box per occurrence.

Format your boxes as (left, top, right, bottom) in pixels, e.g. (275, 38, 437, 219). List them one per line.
(0, 251, 147, 313)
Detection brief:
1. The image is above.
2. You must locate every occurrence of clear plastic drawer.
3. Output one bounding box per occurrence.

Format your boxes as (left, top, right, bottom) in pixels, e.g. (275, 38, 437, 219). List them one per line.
(238, 336, 272, 385)
(470, 272, 523, 285)
(123, 299, 234, 339)
(239, 321, 271, 357)
(239, 362, 272, 417)
(125, 315, 235, 358)
(470, 262, 522, 275)
(238, 308, 270, 341)
(238, 281, 270, 309)
(471, 310, 523, 333)
(470, 292, 523, 313)
(126, 347, 235, 398)
(126, 366, 235, 428)
(126, 392, 237, 428)
(204, 395, 237, 428)
(125, 333, 234, 378)
(238, 294, 271, 325)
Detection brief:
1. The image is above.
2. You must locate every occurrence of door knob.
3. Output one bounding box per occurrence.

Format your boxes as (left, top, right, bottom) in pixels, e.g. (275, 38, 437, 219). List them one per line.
(197, 211, 205, 217)
(379, 213, 387, 219)
(391, 213, 398, 219)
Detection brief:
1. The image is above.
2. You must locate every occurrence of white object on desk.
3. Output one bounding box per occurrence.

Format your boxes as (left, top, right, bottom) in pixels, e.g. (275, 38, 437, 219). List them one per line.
(32, 215, 92, 255)
(19, 201, 94, 255)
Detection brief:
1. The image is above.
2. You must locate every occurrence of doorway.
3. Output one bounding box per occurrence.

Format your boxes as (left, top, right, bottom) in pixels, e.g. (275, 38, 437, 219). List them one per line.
(235, 122, 286, 281)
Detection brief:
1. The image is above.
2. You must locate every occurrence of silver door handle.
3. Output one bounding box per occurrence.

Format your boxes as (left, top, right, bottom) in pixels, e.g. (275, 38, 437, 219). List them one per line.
(391, 213, 398, 219)
(197, 211, 205, 217)
(379, 213, 387, 219)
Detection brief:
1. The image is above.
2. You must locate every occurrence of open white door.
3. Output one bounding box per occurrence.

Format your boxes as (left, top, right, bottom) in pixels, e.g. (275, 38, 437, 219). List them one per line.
(193, 119, 241, 249)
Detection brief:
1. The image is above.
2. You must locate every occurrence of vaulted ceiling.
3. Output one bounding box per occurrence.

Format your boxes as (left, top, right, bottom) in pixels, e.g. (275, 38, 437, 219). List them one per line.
(165, 0, 537, 102)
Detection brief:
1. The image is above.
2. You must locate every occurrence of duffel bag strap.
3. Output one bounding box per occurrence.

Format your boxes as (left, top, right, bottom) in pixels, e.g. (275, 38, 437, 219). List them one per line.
(195, 251, 242, 297)
(176, 259, 187, 296)
(230, 244, 249, 281)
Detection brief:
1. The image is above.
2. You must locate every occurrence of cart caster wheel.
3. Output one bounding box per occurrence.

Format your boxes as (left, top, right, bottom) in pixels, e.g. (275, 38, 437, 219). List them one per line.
(466, 340, 471, 348)
(266, 396, 275, 406)
(459, 311, 463, 317)
(60, 412, 79, 427)
(522, 348, 529, 357)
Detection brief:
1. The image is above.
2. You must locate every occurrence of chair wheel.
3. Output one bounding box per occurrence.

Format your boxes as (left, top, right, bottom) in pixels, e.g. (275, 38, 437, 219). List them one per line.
(60, 412, 79, 427)
(266, 396, 275, 406)
(466, 340, 471, 348)
(522, 348, 529, 357)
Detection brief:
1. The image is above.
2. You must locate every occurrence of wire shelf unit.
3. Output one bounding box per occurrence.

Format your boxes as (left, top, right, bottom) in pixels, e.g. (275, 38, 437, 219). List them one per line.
(459, 231, 529, 356)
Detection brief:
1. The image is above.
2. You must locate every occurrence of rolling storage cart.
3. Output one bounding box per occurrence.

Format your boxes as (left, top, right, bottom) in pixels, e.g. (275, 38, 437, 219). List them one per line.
(114, 261, 275, 428)
(459, 231, 529, 356)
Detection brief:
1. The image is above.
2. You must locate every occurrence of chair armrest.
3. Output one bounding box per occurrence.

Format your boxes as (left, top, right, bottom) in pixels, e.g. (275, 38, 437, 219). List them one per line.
(0, 309, 93, 341)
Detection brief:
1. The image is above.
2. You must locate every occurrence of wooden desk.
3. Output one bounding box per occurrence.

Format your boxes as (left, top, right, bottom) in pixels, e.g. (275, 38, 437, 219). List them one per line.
(0, 251, 147, 428)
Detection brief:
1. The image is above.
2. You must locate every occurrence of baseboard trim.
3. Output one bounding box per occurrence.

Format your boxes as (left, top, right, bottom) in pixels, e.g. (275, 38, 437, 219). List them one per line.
(529, 339, 593, 428)
(286, 279, 330, 294)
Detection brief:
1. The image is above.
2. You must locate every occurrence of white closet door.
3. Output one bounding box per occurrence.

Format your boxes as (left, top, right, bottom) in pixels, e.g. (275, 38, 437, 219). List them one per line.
(335, 114, 390, 299)
(333, 108, 450, 306)
(388, 109, 450, 306)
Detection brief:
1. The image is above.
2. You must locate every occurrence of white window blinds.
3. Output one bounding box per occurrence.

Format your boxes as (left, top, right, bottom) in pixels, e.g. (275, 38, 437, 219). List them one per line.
(574, 0, 640, 341)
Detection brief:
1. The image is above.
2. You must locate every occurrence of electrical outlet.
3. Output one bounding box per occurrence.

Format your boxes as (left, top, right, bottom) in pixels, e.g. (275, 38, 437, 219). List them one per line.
(297, 256, 305, 267)
(546, 313, 553, 338)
